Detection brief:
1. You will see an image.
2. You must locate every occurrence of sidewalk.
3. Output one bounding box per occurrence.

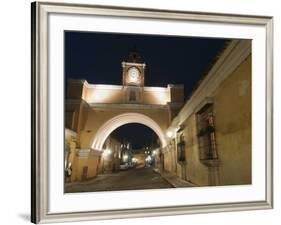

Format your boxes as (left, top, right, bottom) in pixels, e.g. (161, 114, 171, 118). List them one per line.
(153, 169, 195, 188)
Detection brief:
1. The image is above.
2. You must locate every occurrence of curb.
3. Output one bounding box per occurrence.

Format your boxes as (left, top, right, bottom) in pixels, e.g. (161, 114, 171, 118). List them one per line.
(153, 168, 177, 187)
(153, 168, 195, 188)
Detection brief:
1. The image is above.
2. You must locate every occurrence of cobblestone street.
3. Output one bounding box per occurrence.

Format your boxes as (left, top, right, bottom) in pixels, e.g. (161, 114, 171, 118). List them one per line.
(65, 167, 173, 193)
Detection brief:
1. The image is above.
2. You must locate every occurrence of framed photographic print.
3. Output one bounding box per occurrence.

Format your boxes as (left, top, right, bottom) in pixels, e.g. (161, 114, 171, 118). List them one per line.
(31, 1, 273, 223)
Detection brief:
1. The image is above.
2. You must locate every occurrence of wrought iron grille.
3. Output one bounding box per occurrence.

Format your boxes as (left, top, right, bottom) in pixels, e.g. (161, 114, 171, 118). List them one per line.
(197, 104, 218, 160)
(177, 135, 186, 162)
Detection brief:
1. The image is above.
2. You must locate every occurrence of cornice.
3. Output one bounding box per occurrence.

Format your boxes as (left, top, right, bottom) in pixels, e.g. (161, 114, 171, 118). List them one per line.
(76, 149, 102, 159)
(89, 103, 169, 110)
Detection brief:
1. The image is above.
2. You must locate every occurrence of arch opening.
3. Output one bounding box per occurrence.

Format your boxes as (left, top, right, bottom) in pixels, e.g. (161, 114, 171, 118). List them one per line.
(91, 113, 168, 150)
(109, 123, 160, 150)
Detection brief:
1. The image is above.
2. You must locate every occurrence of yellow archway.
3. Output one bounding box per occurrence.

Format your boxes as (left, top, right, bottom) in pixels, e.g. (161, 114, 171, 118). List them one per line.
(91, 113, 168, 150)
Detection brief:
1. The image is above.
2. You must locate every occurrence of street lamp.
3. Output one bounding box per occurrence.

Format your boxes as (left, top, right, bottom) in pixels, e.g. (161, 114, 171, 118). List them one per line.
(122, 154, 128, 162)
(166, 130, 173, 138)
(145, 155, 152, 162)
(103, 149, 112, 157)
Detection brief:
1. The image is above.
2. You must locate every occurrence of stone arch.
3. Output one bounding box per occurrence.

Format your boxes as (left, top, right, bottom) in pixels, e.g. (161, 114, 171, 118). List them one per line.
(91, 113, 168, 150)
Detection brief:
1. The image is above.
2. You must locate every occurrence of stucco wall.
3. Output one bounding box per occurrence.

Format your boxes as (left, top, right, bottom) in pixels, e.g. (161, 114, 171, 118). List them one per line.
(143, 87, 170, 105)
(84, 85, 124, 104)
(79, 107, 170, 149)
(67, 80, 184, 105)
(179, 55, 251, 186)
(101, 137, 122, 173)
(183, 114, 209, 185)
(213, 55, 251, 185)
(84, 84, 172, 105)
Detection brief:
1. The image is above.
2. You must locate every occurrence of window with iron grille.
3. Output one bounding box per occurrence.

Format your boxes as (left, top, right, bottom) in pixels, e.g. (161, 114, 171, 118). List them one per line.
(196, 104, 218, 160)
(177, 134, 185, 162)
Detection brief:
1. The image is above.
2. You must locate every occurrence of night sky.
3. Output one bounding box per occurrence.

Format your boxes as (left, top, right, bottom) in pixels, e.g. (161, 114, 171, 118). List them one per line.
(110, 124, 159, 149)
(65, 31, 229, 149)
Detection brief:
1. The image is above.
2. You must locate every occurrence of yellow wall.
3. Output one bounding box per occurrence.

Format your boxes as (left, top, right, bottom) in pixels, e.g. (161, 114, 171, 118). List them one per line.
(67, 80, 184, 106)
(182, 114, 209, 185)
(213, 55, 251, 185)
(164, 150, 174, 172)
(83, 84, 172, 105)
(73, 157, 88, 181)
(133, 153, 146, 166)
(178, 55, 251, 186)
(87, 155, 100, 178)
(143, 87, 170, 105)
(85, 85, 124, 104)
(79, 107, 170, 149)
(101, 136, 122, 173)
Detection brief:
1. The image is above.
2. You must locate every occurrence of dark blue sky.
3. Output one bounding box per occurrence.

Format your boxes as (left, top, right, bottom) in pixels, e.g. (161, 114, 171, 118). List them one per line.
(111, 124, 159, 150)
(65, 31, 229, 149)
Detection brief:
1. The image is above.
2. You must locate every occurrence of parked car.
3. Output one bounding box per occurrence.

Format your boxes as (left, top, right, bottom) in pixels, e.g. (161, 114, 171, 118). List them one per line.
(120, 164, 128, 170)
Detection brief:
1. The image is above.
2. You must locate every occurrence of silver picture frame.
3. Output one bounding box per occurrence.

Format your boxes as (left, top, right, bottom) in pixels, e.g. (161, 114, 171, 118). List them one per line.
(31, 1, 273, 223)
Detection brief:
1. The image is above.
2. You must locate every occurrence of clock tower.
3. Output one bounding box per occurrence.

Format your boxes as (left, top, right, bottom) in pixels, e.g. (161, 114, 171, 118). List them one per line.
(122, 51, 146, 103)
(122, 51, 145, 86)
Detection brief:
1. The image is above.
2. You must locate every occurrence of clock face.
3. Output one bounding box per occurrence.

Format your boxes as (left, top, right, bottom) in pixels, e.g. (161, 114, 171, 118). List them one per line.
(127, 67, 140, 84)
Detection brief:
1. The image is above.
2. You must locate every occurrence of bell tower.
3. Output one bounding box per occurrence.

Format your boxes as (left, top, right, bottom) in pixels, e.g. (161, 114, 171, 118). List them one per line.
(122, 51, 145, 86)
(122, 50, 146, 103)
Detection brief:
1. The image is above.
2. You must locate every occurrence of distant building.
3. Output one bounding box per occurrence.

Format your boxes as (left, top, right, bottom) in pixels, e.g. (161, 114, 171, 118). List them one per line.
(131, 149, 146, 167)
(98, 135, 122, 173)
